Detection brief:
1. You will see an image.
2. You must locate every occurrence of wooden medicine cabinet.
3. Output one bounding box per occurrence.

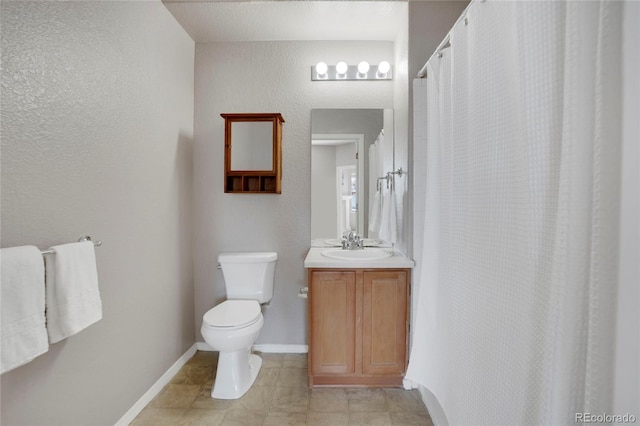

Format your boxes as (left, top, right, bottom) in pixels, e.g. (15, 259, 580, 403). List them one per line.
(222, 113, 284, 193)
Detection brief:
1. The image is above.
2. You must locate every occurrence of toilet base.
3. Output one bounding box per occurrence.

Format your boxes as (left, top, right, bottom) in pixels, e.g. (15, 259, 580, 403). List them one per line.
(211, 350, 262, 400)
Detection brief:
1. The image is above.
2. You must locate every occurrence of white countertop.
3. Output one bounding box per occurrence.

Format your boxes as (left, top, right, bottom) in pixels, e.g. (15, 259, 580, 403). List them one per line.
(304, 246, 415, 269)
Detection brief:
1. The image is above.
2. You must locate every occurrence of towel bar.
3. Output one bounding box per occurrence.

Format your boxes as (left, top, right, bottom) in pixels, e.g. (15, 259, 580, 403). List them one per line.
(41, 236, 102, 256)
(377, 168, 407, 191)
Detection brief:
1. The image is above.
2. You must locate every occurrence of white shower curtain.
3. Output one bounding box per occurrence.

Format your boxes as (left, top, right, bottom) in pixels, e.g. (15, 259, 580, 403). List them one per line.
(369, 132, 383, 237)
(407, 1, 623, 425)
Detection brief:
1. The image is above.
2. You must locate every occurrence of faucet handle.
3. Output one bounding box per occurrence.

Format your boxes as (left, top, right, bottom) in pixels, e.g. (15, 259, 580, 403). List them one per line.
(341, 231, 364, 249)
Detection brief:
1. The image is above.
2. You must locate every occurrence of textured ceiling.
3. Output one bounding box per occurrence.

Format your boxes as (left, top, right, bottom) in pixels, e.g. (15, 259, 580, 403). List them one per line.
(162, 1, 407, 42)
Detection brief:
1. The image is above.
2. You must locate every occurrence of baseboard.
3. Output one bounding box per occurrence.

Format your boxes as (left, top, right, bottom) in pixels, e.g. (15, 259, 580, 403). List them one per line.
(115, 343, 197, 426)
(196, 341, 308, 354)
(254, 344, 308, 353)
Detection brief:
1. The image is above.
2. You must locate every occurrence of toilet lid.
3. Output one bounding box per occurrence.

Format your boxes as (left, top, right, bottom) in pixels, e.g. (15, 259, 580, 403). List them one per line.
(203, 300, 261, 328)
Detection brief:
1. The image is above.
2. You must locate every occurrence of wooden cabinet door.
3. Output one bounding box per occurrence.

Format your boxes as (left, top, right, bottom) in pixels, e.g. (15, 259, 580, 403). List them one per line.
(362, 270, 408, 375)
(309, 271, 357, 375)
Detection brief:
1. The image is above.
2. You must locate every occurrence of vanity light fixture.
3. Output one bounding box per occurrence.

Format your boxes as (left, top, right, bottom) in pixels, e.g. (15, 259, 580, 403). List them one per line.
(377, 61, 391, 78)
(311, 61, 393, 81)
(357, 61, 370, 79)
(335, 61, 348, 78)
(315, 62, 328, 79)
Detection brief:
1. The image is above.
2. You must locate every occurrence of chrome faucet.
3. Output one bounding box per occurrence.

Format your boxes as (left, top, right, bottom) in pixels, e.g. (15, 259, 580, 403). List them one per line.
(341, 231, 364, 250)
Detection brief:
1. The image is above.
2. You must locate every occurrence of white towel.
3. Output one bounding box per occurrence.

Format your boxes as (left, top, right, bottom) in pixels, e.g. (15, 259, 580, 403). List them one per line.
(378, 188, 397, 244)
(45, 241, 102, 343)
(1, 246, 49, 374)
(369, 190, 382, 234)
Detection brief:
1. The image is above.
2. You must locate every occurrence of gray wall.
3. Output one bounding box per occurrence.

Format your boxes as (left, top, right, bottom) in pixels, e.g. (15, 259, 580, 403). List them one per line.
(312, 109, 384, 139)
(311, 145, 338, 238)
(393, 20, 410, 256)
(0, 2, 195, 425)
(408, 1, 470, 81)
(193, 41, 397, 345)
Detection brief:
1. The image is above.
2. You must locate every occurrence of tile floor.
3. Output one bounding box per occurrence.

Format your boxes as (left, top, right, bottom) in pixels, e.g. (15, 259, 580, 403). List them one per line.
(132, 351, 433, 426)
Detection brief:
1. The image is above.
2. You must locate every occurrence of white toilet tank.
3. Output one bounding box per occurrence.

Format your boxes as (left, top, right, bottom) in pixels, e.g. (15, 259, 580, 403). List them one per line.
(218, 252, 277, 303)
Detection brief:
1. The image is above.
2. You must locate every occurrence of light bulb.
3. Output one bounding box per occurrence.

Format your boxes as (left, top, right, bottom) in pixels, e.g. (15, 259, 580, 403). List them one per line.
(378, 61, 391, 75)
(336, 61, 348, 75)
(315, 62, 328, 76)
(357, 61, 370, 74)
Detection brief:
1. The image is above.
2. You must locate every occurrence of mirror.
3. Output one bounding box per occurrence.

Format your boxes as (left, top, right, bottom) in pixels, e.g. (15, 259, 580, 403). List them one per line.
(230, 121, 274, 171)
(311, 109, 394, 240)
(222, 113, 284, 193)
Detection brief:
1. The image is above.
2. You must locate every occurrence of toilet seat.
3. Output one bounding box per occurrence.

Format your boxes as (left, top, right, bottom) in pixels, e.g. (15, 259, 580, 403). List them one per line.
(203, 300, 261, 330)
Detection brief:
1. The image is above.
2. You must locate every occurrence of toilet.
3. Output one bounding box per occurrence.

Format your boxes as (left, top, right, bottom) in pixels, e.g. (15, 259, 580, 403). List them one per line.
(200, 252, 277, 399)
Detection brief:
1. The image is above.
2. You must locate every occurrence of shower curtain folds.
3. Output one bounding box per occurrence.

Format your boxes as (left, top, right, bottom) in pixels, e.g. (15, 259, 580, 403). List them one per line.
(407, 1, 624, 425)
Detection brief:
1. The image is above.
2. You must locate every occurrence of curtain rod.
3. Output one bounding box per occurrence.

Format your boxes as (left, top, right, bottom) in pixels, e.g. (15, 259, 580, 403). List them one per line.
(416, 0, 479, 79)
(417, 37, 450, 79)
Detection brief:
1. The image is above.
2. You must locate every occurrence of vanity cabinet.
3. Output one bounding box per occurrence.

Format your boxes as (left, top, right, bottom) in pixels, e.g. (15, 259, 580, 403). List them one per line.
(307, 268, 409, 387)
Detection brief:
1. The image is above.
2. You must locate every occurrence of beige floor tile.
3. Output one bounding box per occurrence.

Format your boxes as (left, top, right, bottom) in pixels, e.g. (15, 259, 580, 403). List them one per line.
(271, 386, 310, 412)
(179, 408, 226, 426)
(307, 411, 350, 426)
(283, 353, 308, 369)
(254, 366, 280, 387)
(277, 367, 309, 387)
(150, 384, 201, 409)
(264, 411, 308, 426)
(256, 352, 284, 368)
(133, 351, 433, 426)
(350, 411, 393, 426)
(187, 351, 218, 366)
(228, 384, 274, 412)
(309, 388, 349, 412)
(383, 388, 427, 412)
(190, 386, 237, 410)
(131, 407, 187, 426)
(390, 411, 434, 426)
(222, 410, 266, 426)
(346, 388, 388, 412)
(170, 364, 215, 385)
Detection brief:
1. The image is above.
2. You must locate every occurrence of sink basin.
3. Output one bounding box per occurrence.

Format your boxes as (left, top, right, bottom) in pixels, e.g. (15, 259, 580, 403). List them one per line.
(321, 249, 392, 261)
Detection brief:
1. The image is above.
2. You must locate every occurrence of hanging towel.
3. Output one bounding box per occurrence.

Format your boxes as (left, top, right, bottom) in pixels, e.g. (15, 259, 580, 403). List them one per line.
(45, 241, 102, 343)
(378, 187, 397, 244)
(1, 246, 49, 374)
(369, 189, 382, 234)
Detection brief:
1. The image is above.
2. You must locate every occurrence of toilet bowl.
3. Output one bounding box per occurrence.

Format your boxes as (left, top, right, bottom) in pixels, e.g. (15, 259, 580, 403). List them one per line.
(201, 300, 264, 399)
(200, 252, 277, 400)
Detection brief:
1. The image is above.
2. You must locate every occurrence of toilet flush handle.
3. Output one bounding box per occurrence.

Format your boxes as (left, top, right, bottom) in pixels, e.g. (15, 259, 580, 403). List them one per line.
(298, 287, 309, 299)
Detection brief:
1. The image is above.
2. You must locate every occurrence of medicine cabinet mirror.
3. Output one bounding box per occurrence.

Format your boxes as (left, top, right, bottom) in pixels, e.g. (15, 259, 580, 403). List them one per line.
(222, 113, 284, 193)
